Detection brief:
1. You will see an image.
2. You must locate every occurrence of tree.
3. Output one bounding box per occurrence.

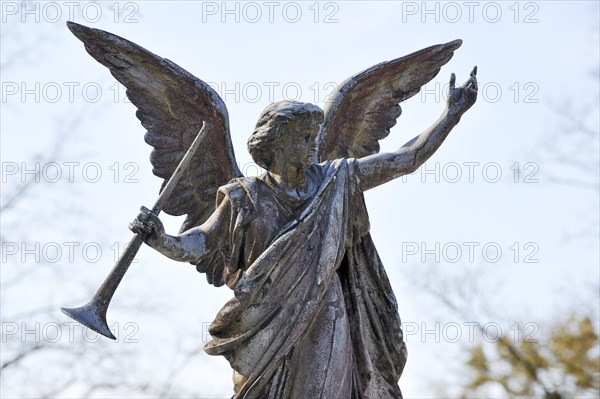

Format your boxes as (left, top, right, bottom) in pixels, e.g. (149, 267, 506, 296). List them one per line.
(462, 314, 599, 398)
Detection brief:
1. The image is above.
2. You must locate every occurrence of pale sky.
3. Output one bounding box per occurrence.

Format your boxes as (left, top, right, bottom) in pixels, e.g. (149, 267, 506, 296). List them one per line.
(1, 1, 599, 397)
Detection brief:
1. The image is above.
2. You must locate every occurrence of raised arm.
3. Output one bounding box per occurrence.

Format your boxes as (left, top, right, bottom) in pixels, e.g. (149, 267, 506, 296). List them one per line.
(129, 199, 230, 263)
(357, 67, 478, 191)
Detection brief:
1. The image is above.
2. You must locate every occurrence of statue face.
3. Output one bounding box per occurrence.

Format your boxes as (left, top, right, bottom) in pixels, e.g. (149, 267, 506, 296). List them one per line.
(276, 115, 321, 169)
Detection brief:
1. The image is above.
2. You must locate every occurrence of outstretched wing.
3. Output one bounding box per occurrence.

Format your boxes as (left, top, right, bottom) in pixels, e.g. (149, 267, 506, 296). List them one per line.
(67, 22, 242, 233)
(317, 40, 462, 161)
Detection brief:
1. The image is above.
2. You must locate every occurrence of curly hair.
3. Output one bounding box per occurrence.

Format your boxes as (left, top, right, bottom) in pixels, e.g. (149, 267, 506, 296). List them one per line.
(247, 101, 324, 170)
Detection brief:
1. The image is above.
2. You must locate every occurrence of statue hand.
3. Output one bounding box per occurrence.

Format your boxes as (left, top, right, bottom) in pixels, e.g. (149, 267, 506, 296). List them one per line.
(129, 206, 165, 248)
(447, 66, 478, 115)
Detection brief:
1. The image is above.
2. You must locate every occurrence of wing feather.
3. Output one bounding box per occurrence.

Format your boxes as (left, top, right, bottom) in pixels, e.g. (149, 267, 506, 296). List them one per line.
(318, 40, 462, 161)
(67, 22, 242, 233)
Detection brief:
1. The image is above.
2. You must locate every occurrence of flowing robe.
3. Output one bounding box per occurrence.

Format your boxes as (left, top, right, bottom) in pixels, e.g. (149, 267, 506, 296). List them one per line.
(195, 159, 407, 398)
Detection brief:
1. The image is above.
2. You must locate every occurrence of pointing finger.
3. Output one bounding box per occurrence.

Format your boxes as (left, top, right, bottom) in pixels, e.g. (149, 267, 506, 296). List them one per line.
(449, 73, 456, 89)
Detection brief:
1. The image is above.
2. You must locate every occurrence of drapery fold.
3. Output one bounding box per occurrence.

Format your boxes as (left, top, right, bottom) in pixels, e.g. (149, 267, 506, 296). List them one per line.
(203, 160, 406, 398)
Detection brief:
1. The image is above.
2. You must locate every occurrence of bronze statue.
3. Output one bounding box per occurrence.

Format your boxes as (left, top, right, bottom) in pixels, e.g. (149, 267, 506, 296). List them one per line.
(62, 21, 477, 398)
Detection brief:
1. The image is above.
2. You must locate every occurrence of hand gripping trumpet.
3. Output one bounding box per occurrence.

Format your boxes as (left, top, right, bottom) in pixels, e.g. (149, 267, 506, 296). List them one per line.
(61, 122, 209, 340)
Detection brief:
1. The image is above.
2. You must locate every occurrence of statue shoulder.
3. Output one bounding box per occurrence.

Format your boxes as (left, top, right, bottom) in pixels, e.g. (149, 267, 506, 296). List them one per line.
(318, 158, 360, 178)
(217, 176, 261, 211)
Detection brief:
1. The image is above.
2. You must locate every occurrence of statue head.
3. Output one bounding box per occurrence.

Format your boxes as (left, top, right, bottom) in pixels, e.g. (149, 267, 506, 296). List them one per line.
(248, 100, 324, 171)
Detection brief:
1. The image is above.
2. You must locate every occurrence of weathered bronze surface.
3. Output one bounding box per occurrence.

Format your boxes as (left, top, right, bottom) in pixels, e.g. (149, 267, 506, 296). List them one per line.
(63, 21, 477, 398)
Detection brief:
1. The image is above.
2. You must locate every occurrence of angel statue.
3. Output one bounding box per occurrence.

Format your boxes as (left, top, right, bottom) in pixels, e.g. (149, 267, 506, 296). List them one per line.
(66, 22, 477, 398)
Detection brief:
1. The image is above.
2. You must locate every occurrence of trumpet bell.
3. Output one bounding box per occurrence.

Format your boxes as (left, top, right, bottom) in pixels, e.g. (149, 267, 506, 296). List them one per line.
(61, 302, 116, 340)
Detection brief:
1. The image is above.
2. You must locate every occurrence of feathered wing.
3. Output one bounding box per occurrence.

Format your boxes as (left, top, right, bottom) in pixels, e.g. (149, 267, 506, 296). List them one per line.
(317, 40, 462, 161)
(67, 22, 242, 234)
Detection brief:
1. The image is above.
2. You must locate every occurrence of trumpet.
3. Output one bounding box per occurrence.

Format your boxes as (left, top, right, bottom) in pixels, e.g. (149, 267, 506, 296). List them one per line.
(61, 122, 209, 339)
